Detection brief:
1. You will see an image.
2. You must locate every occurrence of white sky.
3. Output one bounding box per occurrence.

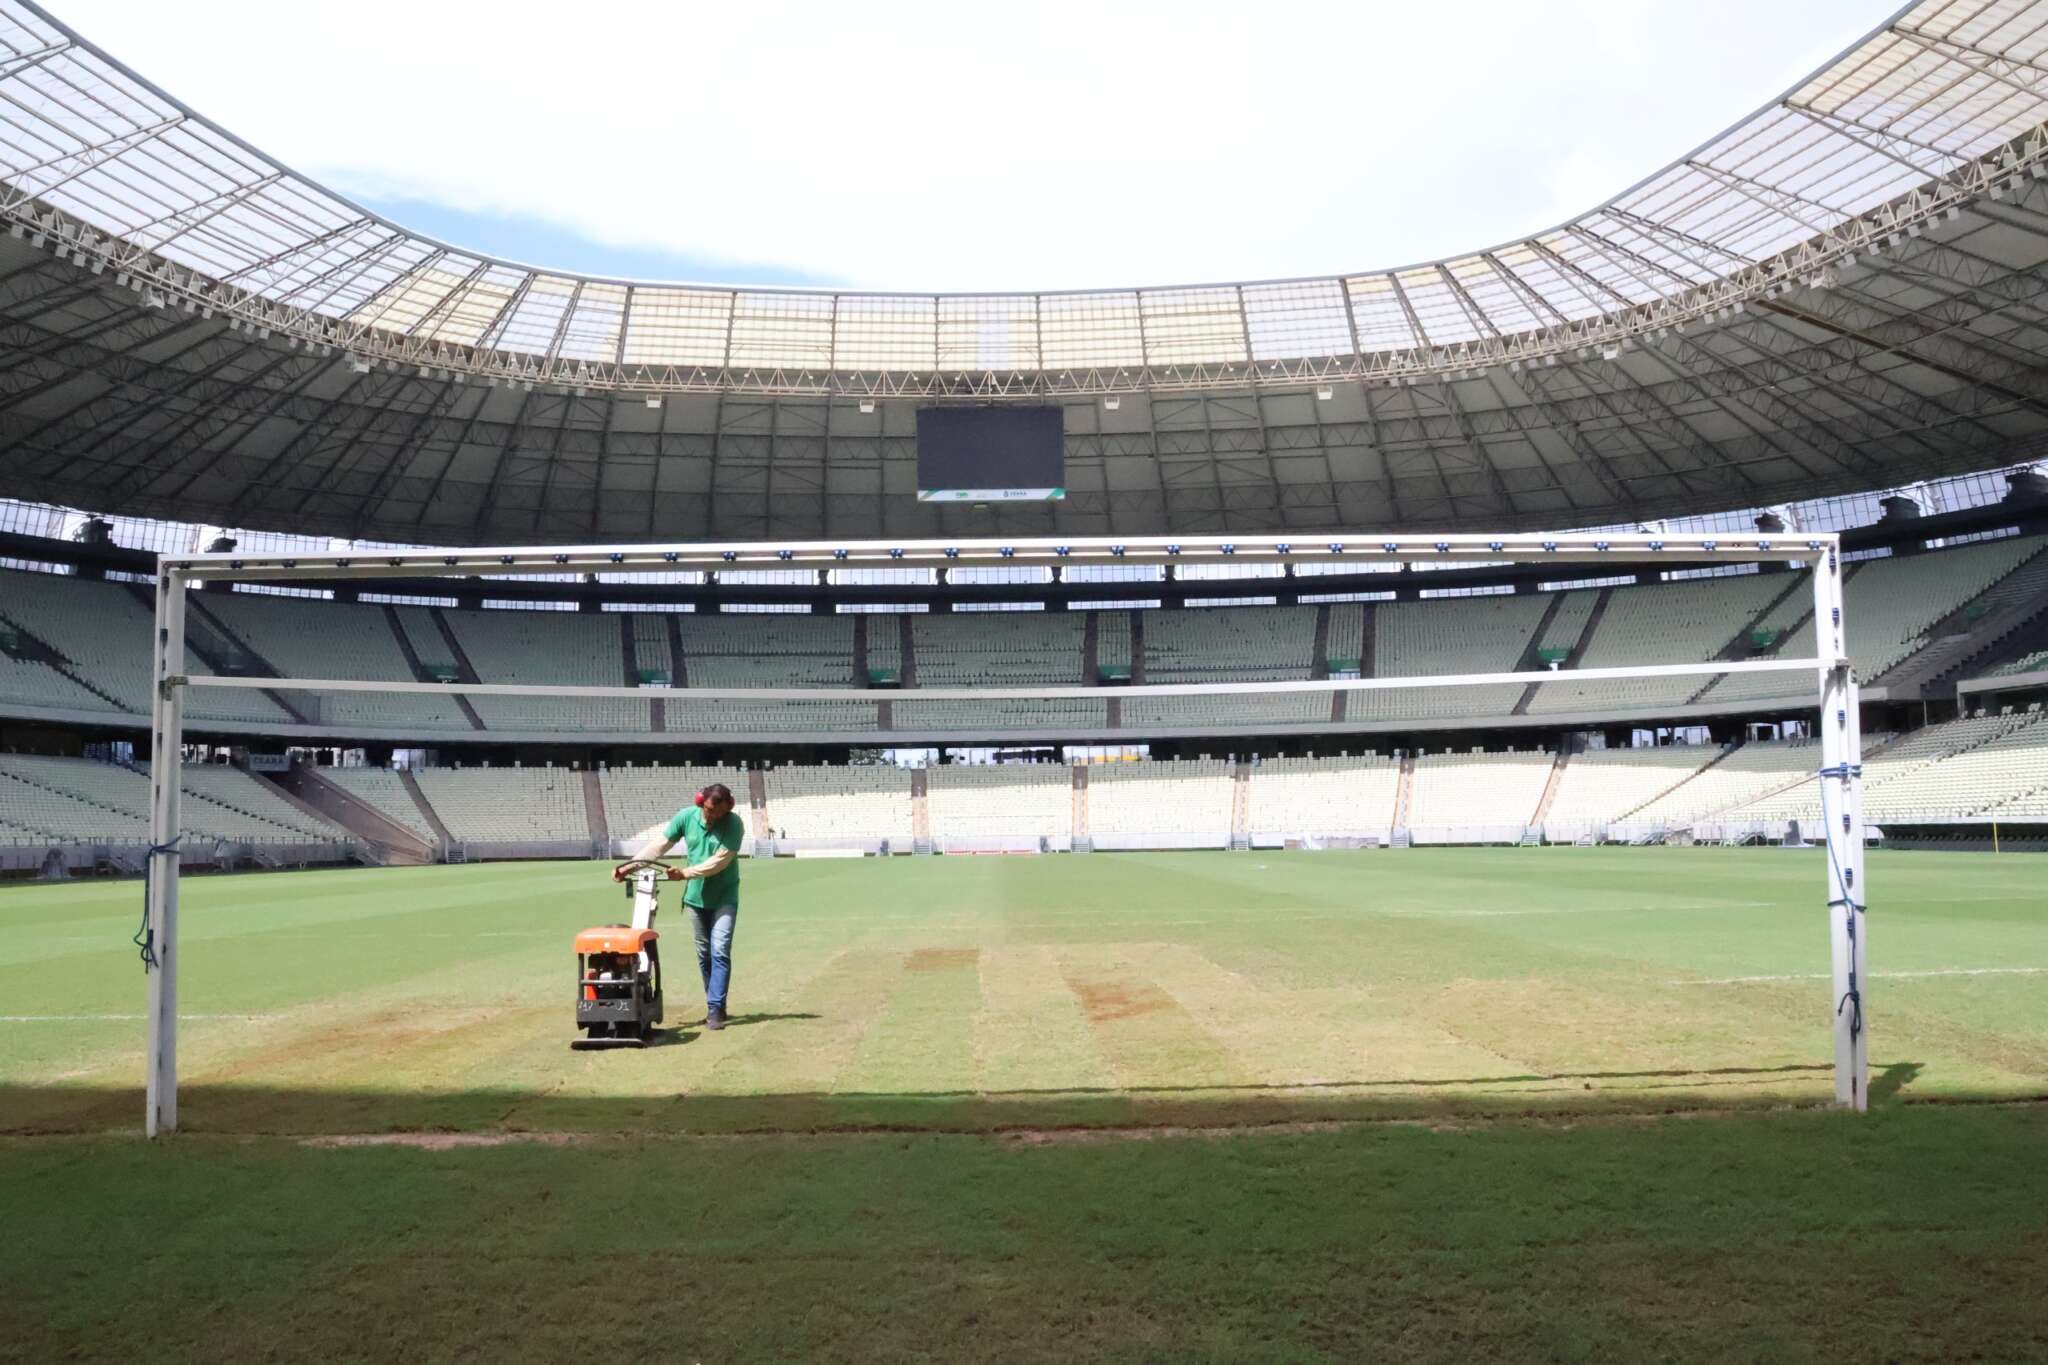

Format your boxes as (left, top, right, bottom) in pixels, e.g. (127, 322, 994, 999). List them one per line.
(56, 0, 1899, 291)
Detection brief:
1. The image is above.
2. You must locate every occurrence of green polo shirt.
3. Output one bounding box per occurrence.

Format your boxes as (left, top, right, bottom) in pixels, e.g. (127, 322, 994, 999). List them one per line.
(664, 804, 743, 910)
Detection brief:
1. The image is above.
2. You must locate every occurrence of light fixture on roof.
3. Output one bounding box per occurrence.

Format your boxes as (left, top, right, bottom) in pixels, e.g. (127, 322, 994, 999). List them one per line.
(348, 355, 371, 374)
(142, 290, 165, 309)
(1600, 344, 1621, 360)
(1103, 395, 1121, 411)
(1315, 385, 1334, 401)
(6, 223, 23, 240)
(858, 398, 876, 413)
(644, 396, 662, 409)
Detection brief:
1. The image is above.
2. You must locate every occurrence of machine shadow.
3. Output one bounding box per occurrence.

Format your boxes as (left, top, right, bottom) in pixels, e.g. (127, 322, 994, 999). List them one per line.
(1, 1061, 1947, 1139)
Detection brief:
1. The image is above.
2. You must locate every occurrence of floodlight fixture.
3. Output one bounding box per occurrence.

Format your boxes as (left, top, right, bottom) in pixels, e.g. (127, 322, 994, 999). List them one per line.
(1315, 385, 1334, 401)
(858, 398, 876, 414)
(644, 396, 662, 409)
(1103, 395, 1121, 411)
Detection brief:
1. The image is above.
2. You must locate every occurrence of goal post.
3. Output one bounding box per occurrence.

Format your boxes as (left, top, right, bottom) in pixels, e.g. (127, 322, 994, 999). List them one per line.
(140, 531, 1869, 1134)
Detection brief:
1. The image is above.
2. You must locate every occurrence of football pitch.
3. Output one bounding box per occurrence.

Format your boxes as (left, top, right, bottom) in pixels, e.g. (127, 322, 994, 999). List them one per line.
(5, 848, 2047, 1360)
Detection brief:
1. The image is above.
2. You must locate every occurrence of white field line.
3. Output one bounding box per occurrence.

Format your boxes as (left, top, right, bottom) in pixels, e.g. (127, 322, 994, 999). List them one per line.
(1670, 967, 2048, 986)
(0, 1013, 281, 1022)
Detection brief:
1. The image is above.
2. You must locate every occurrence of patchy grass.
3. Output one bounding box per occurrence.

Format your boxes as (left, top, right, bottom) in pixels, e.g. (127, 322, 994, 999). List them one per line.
(4, 849, 2046, 1358)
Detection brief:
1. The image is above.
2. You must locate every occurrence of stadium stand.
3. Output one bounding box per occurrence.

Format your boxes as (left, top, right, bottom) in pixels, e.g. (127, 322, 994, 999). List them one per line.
(1724, 712, 2028, 826)
(319, 767, 440, 844)
(411, 766, 592, 844)
(683, 614, 854, 687)
(1245, 754, 1401, 839)
(1861, 710, 2048, 820)
(914, 614, 1084, 686)
(1086, 759, 1235, 847)
(599, 764, 749, 847)
(0, 755, 339, 842)
(1359, 593, 1548, 720)
(208, 592, 469, 731)
(1624, 738, 1825, 829)
(1527, 572, 1787, 714)
(443, 608, 648, 731)
(1406, 749, 1553, 841)
(1540, 745, 1723, 834)
(1124, 607, 1325, 729)
(927, 763, 1072, 848)
(1, 570, 288, 724)
(763, 764, 915, 845)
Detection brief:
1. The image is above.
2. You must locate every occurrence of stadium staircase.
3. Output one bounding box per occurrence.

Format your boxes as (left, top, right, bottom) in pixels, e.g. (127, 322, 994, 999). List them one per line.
(1071, 764, 1091, 853)
(852, 615, 870, 685)
(267, 764, 434, 865)
(909, 768, 933, 854)
(1875, 545, 2048, 697)
(581, 769, 610, 857)
(1529, 749, 1571, 834)
(396, 769, 455, 857)
(177, 592, 313, 723)
(424, 608, 491, 730)
(0, 607, 130, 713)
(384, 606, 486, 731)
(664, 614, 689, 688)
(1390, 753, 1416, 846)
(1128, 611, 1146, 686)
(1229, 760, 1252, 850)
(1310, 606, 1331, 681)
(898, 614, 919, 687)
(1081, 612, 1100, 683)
(1513, 588, 1611, 715)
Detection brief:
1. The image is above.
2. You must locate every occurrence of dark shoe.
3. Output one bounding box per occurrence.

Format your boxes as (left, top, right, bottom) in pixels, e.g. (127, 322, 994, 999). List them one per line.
(704, 1006, 726, 1031)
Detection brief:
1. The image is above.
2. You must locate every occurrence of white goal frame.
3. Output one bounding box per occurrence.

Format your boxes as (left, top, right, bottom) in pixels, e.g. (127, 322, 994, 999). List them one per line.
(139, 531, 1869, 1134)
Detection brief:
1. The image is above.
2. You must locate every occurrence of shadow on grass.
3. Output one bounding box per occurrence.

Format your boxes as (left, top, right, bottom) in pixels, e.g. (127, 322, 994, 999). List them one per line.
(0, 1061, 1947, 1138)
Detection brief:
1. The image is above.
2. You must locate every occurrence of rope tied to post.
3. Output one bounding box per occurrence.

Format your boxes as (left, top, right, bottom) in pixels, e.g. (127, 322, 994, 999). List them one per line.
(134, 835, 181, 971)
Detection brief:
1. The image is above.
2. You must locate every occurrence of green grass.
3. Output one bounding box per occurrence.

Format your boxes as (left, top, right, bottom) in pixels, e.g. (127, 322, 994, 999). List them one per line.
(4, 848, 2046, 1360)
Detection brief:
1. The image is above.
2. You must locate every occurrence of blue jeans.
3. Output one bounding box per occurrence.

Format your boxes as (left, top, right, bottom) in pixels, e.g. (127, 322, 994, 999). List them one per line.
(688, 902, 738, 1012)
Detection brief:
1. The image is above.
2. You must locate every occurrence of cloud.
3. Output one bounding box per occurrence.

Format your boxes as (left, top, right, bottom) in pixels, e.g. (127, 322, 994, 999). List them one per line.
(57, 0, 1891, 291)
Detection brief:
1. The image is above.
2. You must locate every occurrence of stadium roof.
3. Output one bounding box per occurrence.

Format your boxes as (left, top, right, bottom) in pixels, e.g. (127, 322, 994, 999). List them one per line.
(2, 0, 2048, 544)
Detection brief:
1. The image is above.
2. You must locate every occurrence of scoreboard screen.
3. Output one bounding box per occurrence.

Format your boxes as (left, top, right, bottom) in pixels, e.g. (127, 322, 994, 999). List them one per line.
(915, 406, 1066, 502)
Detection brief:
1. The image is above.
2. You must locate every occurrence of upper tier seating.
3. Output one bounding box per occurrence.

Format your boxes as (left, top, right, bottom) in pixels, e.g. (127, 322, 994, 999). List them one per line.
(1541, 745, 1722, 830)
(207, 592, 469, 730)
(1245, 753, 1400, 835)
(1706, 536, 2047, 705)
(927, 763, 1071, 840)
(412, 766, 591, 842)
(1526, 572, 1787, 715)
(682, 614, 854, 686)
(764, 764, 914, 842)
(915, 614, 1084, 686)
(1407, 749, 1553, 833)
(1087, 759, 1235, 837)
(1538, 590, 1599, 658)
(1358, 593, 1548, 721)
(1, 570, 288, 724)
(444, 608, 648, 731)
(1145, 606, 1315, 682)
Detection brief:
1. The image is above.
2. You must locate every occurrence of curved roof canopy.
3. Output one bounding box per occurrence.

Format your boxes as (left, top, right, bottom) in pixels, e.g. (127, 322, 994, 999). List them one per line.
(2, 0, 2048, 544)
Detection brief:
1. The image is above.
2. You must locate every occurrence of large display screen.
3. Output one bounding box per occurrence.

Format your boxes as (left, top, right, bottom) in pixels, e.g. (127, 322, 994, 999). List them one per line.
(915, 406, 1066, 502)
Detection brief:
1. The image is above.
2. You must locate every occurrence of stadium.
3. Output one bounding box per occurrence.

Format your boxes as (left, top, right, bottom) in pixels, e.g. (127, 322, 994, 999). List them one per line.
(5, 0, 2048, 1358)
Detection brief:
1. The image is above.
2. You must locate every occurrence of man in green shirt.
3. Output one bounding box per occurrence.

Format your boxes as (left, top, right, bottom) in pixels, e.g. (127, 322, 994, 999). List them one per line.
(619, 782, 745, 1029)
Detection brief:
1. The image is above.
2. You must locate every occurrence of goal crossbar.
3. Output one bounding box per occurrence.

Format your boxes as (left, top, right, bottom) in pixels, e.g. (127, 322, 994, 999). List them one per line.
(178, 656, 1828, 703)
(137, 530, 1868, 1137)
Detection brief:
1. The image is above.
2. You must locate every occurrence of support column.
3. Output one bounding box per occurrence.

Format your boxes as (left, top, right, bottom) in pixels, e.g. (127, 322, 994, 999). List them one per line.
(145, 569, 188, 1138)
(1814, 543, 1868, 1112)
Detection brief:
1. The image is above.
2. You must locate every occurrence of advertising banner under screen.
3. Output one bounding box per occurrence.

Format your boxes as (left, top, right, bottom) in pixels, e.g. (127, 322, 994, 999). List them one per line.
(915, 406, 1066, 502)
